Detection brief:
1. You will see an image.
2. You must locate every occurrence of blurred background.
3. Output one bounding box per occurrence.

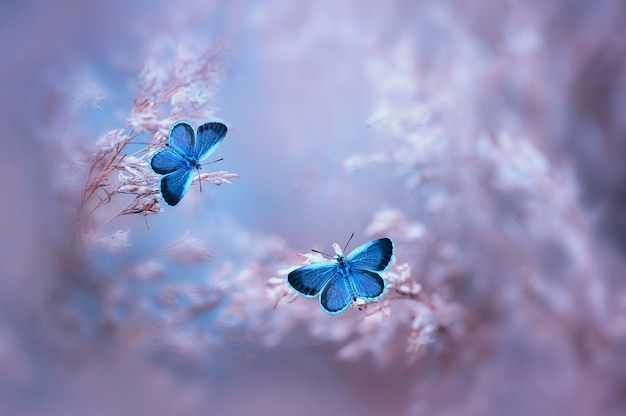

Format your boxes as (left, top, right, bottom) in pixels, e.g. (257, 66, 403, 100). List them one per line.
(1, 0, 626, 415)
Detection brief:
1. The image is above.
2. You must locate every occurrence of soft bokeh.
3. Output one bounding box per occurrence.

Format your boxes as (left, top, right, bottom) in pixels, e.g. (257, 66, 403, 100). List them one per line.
(1, 1, 626, 415)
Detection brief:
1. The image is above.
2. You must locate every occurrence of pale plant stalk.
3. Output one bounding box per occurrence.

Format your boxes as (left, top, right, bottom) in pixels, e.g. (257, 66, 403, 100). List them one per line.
(48, 42, 241, 361)
(74, 44, 240, 239)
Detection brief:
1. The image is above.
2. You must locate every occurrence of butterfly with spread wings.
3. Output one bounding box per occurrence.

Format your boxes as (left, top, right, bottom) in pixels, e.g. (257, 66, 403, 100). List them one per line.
(287, 236, 394, 314)
(150, 121, 228, 206)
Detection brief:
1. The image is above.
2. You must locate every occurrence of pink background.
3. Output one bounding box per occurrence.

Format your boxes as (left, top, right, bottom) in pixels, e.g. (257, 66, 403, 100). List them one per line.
(1, 1, 626, 415)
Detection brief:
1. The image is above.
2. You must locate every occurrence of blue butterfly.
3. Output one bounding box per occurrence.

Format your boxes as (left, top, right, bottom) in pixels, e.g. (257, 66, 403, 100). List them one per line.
(287, 236, 394, 314)
(150, 120, 228, 206)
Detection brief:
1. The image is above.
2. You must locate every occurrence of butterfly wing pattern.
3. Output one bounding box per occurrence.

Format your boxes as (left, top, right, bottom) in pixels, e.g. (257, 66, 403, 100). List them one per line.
(195, 121, 228, 161)
(168, 121, 195, 154)
(287, 237, 394, 314)
(344, 237, 393, 300)
(150, 121, 228, 206)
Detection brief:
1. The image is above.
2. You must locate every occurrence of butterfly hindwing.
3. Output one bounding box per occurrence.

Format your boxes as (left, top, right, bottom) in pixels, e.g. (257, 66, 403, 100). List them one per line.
(194, 121, 228, 161)
(159, 166, 194, 206)
(346, 237, 394, 272)
(347, 268, 386, 299)
(168, 121, 195, 155)
(287, 262, 339, 297)
(150, 148, 187, 174)
(320, 274, 353, 314)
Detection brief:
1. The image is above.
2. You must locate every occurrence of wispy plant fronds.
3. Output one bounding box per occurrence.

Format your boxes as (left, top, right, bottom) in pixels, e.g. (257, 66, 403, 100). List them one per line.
(75, 43, 238, 237)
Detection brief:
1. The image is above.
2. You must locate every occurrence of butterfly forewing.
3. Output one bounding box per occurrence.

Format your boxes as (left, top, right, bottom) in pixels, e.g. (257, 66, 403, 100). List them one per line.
(320, 274, 353, 314)
(346, 238, 394, 272)
(160, 167, 194, 206)
(195, 121, 228, 161)
(287, 262, 339, 297)
(168, 121, 195, 155)
(150, 148, 187, 174)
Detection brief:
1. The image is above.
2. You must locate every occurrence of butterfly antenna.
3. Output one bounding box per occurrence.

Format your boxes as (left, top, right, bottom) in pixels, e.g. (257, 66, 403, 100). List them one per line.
(342, 233, 355, 254)
(311, 249, 334, 259)
(198, 157, 224, 193)
(201, 157, 223, 166)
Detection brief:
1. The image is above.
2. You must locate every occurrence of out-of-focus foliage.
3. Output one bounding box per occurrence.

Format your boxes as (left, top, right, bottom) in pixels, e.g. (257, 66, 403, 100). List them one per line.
(1, 1, 625, 415)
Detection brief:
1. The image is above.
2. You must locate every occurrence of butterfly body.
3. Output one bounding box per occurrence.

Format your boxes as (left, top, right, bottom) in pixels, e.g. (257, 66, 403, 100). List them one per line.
(287, 237, 394, 314)
(178, 149, 201, 171)
(150, 121, 228, 206)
